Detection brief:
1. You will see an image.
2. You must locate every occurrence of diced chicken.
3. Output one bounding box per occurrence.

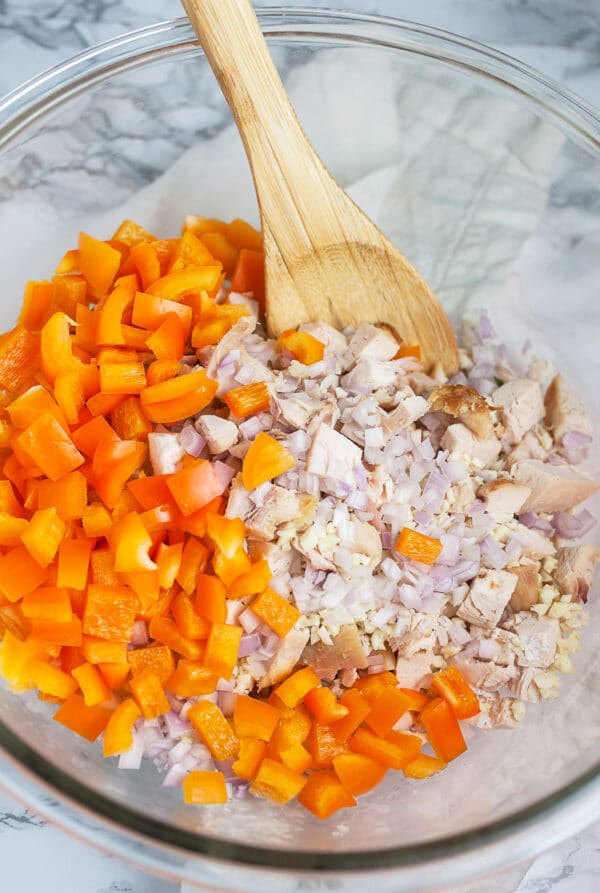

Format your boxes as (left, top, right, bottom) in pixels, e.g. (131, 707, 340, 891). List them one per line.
(205, 317, 273, 396)
(195, 415, 239, 454)
(441, 423, 501, 466)
(506, 429, 549, 466)
(259, 627, 310, 689)
(553, 544, 600, 602)
(512, 668, 544, 703)
(147, 432, 185, 475)
(457, 569, 517, 629)
(508, 563, 540, 612)
(394, 651, 433, 688)
(477, 480, 531, 522)
(338, 668, 359, 688)
(527, 357, 554, 385)
(344, 323, 399, 367)
(245, 486, 317, 542)
(306, 399, 341, 436)
(341, 359, 397, 393)
(492, 379, 544, 445)
(428, 384, 498, 439)
(450, 477, 476, 513)
(505, 614, 560, 669)
(369, 649, 396, 671)
(299, 322, 348, 356)
(381, 388, 428, 433)
(511, 459, 600, 513)
(395, 614, 439, 657)
(247, 540, 300, 577)
(302, 624, 369, 678)
(466, 693, 524, 729)
(512, 524, 555, 559)
(348, 520, 383, 568)
(408, 371, 442, 398)
(453, 655, 518, 691)
(544, 374, 593, 441)
(225, 473, 253, 520)
(306, 423, 362, 487)
(273, 394, 321, 430)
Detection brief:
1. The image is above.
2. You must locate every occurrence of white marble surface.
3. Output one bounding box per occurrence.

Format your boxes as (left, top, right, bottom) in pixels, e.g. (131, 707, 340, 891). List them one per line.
(0, 1, 599, 892)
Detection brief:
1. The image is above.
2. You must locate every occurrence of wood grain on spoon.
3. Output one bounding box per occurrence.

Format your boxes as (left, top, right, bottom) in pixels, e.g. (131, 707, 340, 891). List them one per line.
(181, 0, 459, 374)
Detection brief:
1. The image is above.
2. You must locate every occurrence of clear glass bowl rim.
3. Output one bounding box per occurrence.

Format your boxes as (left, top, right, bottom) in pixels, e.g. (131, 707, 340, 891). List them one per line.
(0, 6, 599, 876)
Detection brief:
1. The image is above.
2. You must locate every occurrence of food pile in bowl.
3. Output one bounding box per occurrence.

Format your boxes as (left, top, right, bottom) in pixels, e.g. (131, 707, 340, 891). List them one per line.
(0, 214, 597, 820)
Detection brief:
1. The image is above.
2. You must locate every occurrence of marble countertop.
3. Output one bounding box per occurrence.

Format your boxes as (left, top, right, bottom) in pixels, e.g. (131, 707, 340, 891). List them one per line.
(0, 2, 599, 892)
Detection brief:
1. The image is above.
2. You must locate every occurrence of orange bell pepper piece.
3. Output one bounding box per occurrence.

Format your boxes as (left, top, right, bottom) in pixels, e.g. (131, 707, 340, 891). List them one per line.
(130, 669, 170, 720)
(53, 692, 111, 742)
(167, 459, 224, 517)
(228, 559, 272, 601)
(200, 232, 239, 274)
(145, 312, 186, 361)
(71, 661, 111, 706)
(28, 660, 78, 699)
(349, 728, 422, 770)
(130, 242, 161, 290)
(127, 474, 172, 510)
(131, 290, 193, 336)
(71, 415, 119, 458)
(171, 591, 212, 640)
(275, 666, 320, 709)
(140, 368, 217, 425)
(7, 384, 67, 431)
(148, 615, 204, 661)
(431, 666, 480, 720)
(226, 218, 263, 253)
(99, 361, 146, 395)
(112, 219, 156, 246)
(0, 632, 46, 690)
(0, 480, 25, 517)
(22, 586, 72, 622)
(188, 700, 239, 760)
(28, 617, 83, 647)
(241, 432, 296, 491)
(304, 687, 349, 726)
(249, 586, 300, 636)
(81, 636, 128, 665)
(205, 514, 245, 560)
(278, 329, 325, 366)
(420, 697, 467, 762)
(93, 439, 146, 509)
(155, 541, 183, 590)
(109, 511, 156, 573)
(146, 265, 222, 301)
(56, 539, 90, 590)
(98, 661, 131, 691)
(0, 325, 39, 392)
(395, 527, 443, 566)
(403, 754, 447, 779)
(203, 622, 243, 680)
(110, 396, 152, 441)
(233, 694, 281, 742)
(190, 316, 232, 349)
(279, 742, 312, 774)
(194, 574, 227, 624)
(230, 249, 265, 306)
(268, 704, 312, 755)
(212, 547, 252, 588)
(40, 312, 82, 385)
(82, 583, 138, 642)
(395, 344, 422, 361)
(333, 753, 387, 796)
(96, 282, 136, 346)
(298, 770, 356, 819)
(19, 280, 53, 331)
(37, 470, 88, 522)
(103, 697, 142, 757)
(232, 737, 266, 781)
(167, 659, 218, 697)
(331, 688, 371, 742)
(0, 513, 28, 546)
(249, 757, 306, 806)
(0, 545, 47, 603)
(127, 644, 175, 686)
(308, 722, 347, 769)
(183, 770, 228, 805)
(365, 687, 412, 738)
(223, 381, 270, 418)
(52, 273, 87, 319)
(78, 232, 121, 295)
(175, 536, 209, 594)
(354, 671, 397, 702)
(54, 371, 85, 425)
(16, 413, 84, 481)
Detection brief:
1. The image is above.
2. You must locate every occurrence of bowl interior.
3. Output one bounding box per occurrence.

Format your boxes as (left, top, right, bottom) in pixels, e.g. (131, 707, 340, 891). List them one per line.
(0, 11, 600, 872)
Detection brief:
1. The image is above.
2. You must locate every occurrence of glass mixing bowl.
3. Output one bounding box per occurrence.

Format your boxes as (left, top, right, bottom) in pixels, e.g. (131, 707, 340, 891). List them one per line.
(1, 8, 599, 891)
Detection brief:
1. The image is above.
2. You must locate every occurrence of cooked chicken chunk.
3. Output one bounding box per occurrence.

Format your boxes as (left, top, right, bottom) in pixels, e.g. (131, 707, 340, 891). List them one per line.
(544, 374, 593, 441)
(506, 429, 549, 466)
(428, 384, 498, 439)
(273, 393, 320, 429)
(381, 389, 428, 433)
(467, 693, 524, 729)
(492, 379, 545, 445)
(454, 655, 518, 691)
(512, 524, 556, 559)
(341, 359, 397, 393)
(457, 569, 517, 628)
(508, 563, 540, 612)
(302, 624, 369, 678)
(248, 540, 300, 576)
(395, 651, 433, 688)
(553, 544, 600, 602)
(245, 486, 317, 542)
(225, 473, 253, 520)
(344, 323, 399, 366)
(441, 423, 501, 465)
(506, 614, 560, 669)
(511, 459, 600, 513)
(306, 423, 362, 486)
(259, 627, 310, 689)
(147, 432, 185, 475)
(477, 480, 531, 522)
(195, 415, 239, 454)
(299, 322, 348, 356)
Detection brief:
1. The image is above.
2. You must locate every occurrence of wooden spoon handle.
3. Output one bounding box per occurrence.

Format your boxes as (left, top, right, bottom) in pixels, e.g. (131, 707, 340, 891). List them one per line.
(181, 0, 337, 254)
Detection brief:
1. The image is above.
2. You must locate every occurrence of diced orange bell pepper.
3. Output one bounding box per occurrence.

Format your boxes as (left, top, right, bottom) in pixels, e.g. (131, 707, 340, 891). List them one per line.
(331, 688, 371, 742)
(140, 368, 218, 424)
(0, 325, 39, 392)
(28, 660, 78, 699)
(278, 329, 325, 366)
(54, 371, 85, 425)
(72, 661, 111, 706)
(28, 617, 83, 647)
(131, 290, 192, 336)
(145, 359, 181, 386)
(349, 728, 422, 770)
(275, 667, 320, 709)
(230, 249, 264, 306)
(155, 541, 183, 590)
(190, 316, 232, 349)
(304, 687, 349, 726)
(201, 232, 239, 274)
(203, 623, 243, 680)
(354, 671, 397, 702)
(223, 382, 270, 418)
(148, 615, 204, 661)
(130, 670, 170, 720)
(110, 396, 152, 441)
(146, 266, 222, 301)
(403, 754, 447, 779)
(81, 636, 128, 665)
(365, 687, 412, 738)
(40, 312, 82, 385)
(250, 586, 300, 636)
(398, 688, 432, 712)
(249, 757, 306, 806)
(175, 536, 209, 594)
(232, 737, 266, 781)
(167, 459, 224, 517)
(22, 586, 72, 622)
(205, 514, 245, 560)
(167, 659, 217, 697)
(226, 218, 263, 253)
(90, 548, 118, 585)
(145, 312, 186, 361)
(279, 742, 312, 774)
(99, 361, 146, 395)
(228, 560, 272, 601)
(0, 631, 46, 690)
(194, 574, 227, 624)
(268, 704, 312, 755)
(93, 440, 146, 509)
(60, 646, 86, 674)
(395, 527, 443, 566)
(188, 700, 239, 760)
(333, 753, 387, 796)
(21, 506, 66, 568)
(128, 644, 175, 686)
(98, 661, 131, 691)
(82, 584, 138, 642)
(0, 545, 47, 603)
(17, 413, 84, 481)
(53, 692, 111, 742)
(96, 282, 135, 346)
(127, 474, 172, 510)
(78, 232, 121, 295)
(431, 666, 480, 720)
(7, 384, 67, 431)
(109, 511, 156, 573)
(171, 591, 212, 640)
(130, 241, 161, 290)
(212, 547, 252, 589)
(395, 344, 421, 361)
(37, 470, 88, 521)
(420, 697, 467, 762)
(112, 219, 156, 246)
(87, 391, 126, 417)
(241, 432, 296, 491)
(103, 697, 142, 757)
(19, 280, 53, 331)
(233, 694, 281, 742)
(71, 415, 119, 458)
(0, 480, 25, 517)
(308, 722, 347, 769)
(183, 770, 228, 805)
(52, 273, 87, 318)
(298, 770, 356, 819)
(0, 513, 28, 546)
(82, 503, 112, 539)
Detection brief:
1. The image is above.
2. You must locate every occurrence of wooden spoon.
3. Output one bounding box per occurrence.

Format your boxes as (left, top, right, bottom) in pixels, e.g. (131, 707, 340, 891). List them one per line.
(181, 0, 459, 374)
